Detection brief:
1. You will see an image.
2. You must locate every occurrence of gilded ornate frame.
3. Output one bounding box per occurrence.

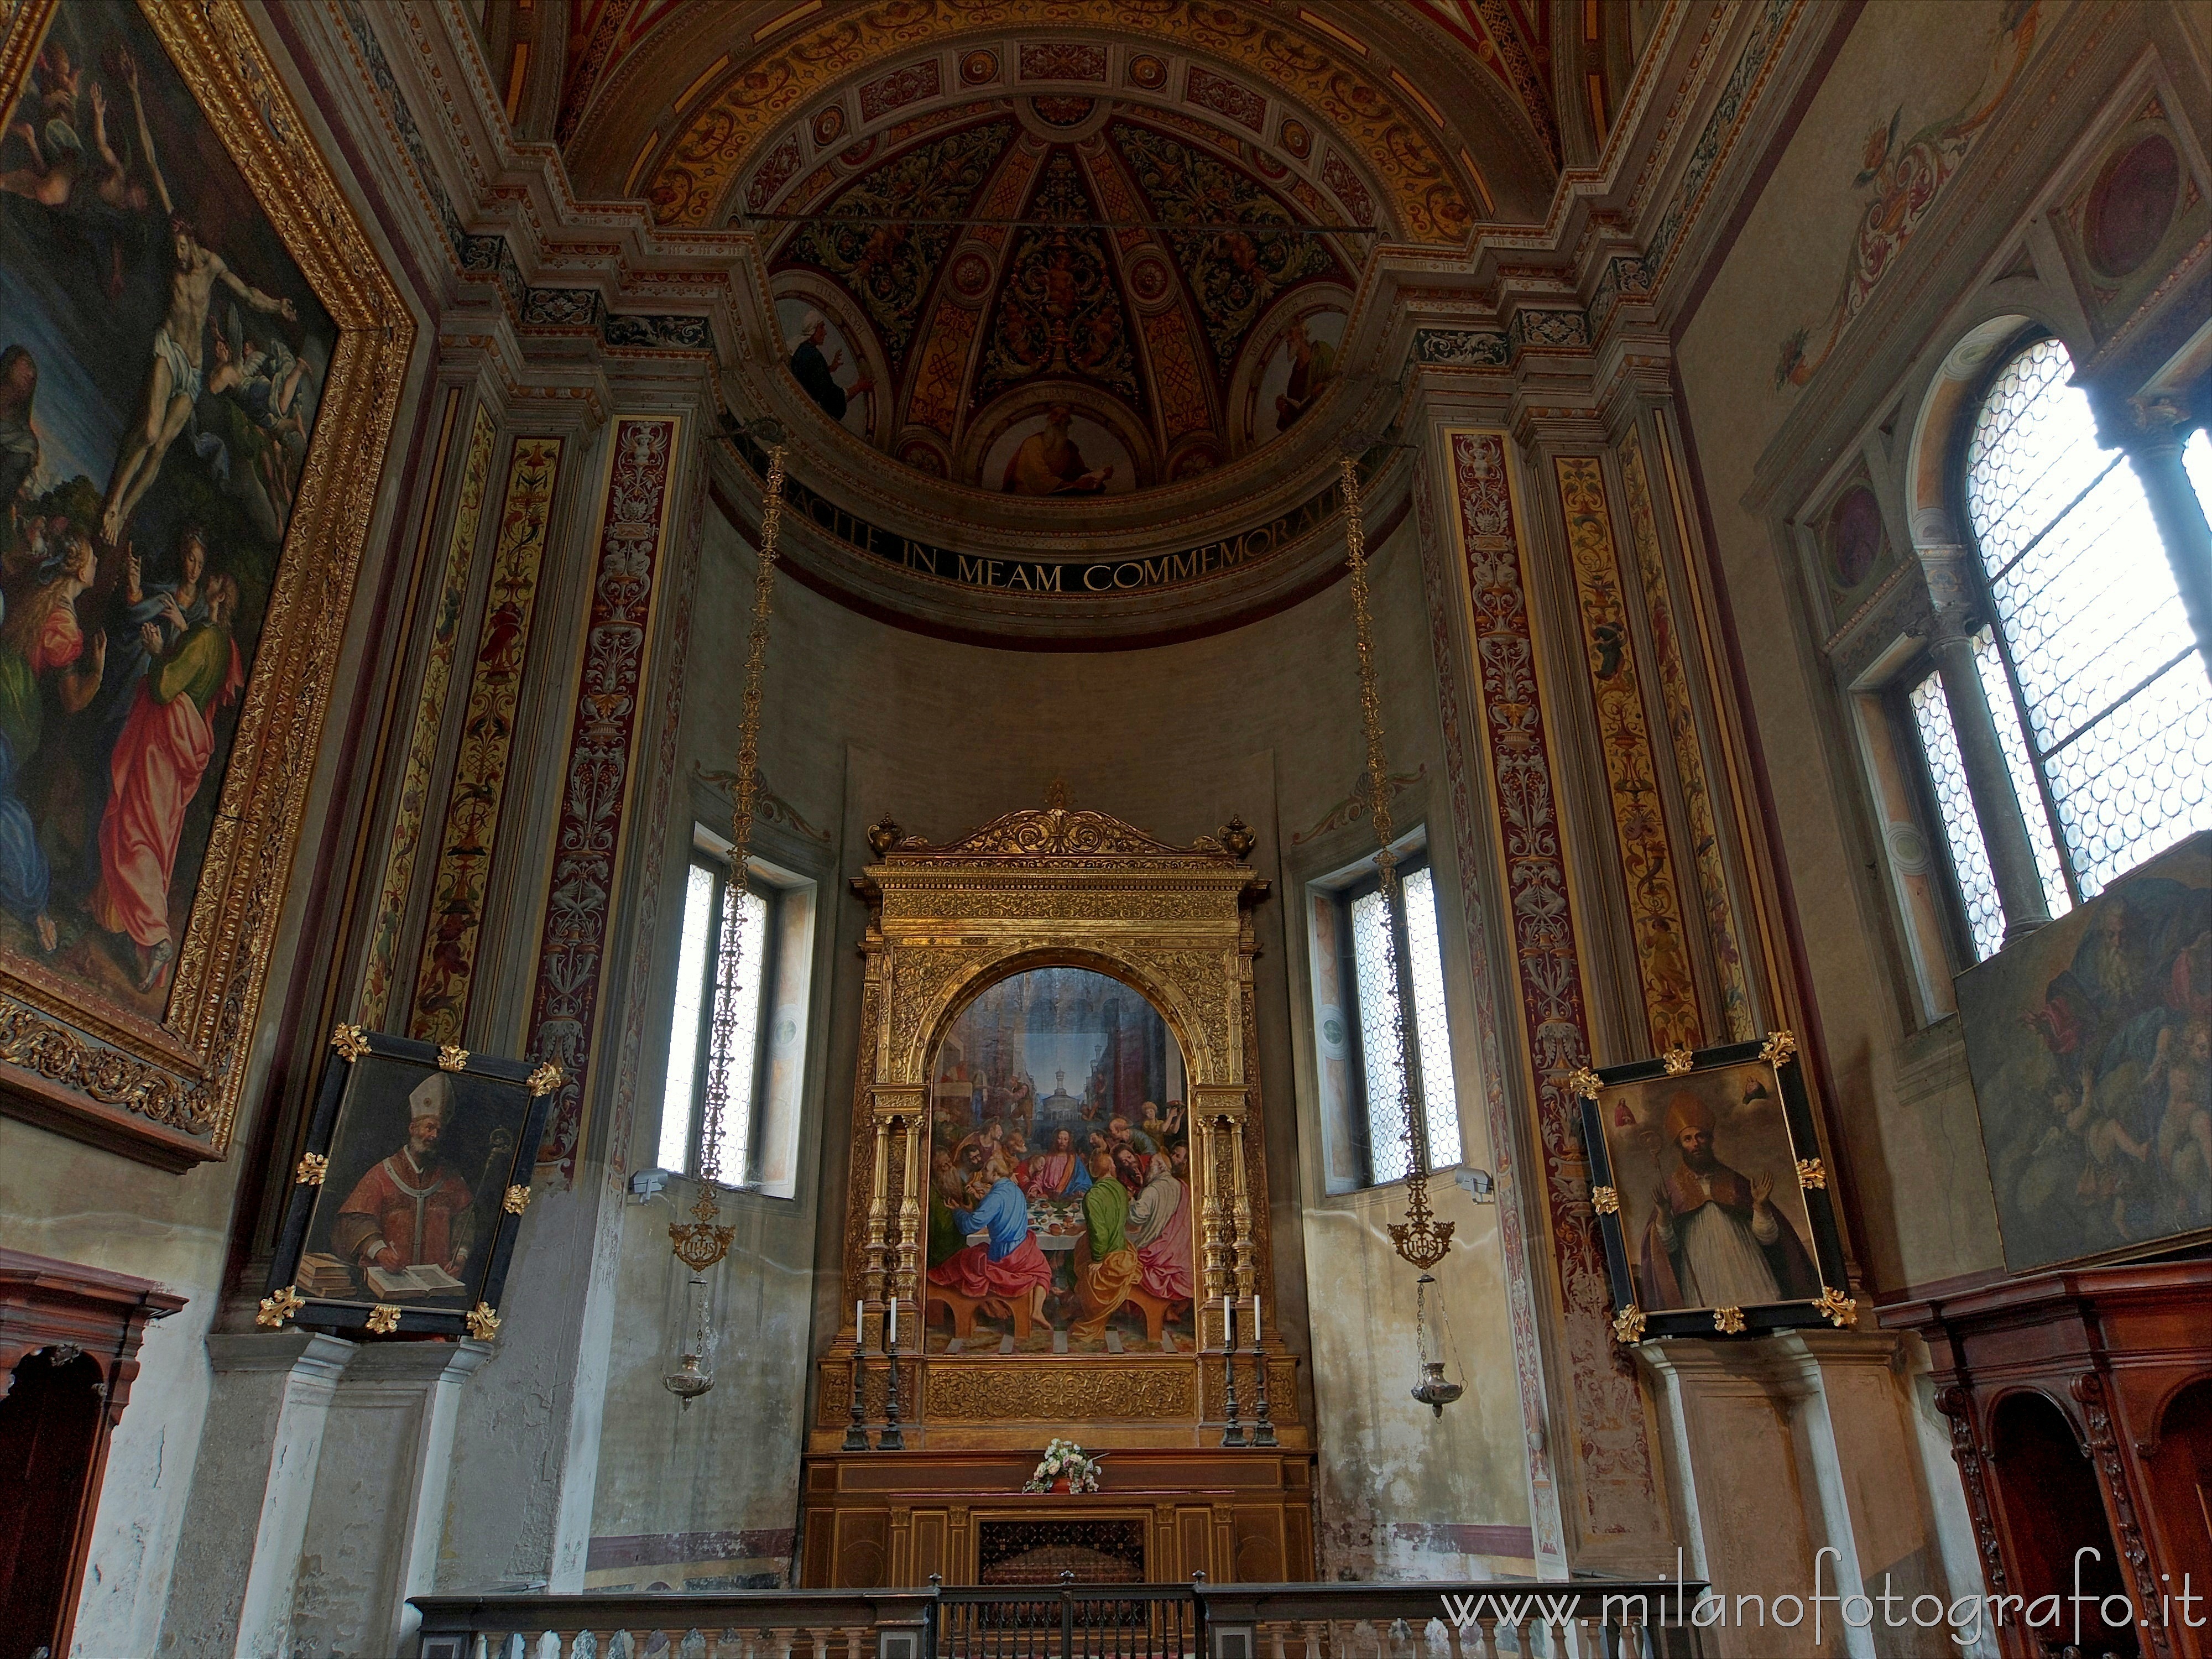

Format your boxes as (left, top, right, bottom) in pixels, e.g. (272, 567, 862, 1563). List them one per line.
(826, 793, 1296, 1446)
(0, 0, 413, 1166)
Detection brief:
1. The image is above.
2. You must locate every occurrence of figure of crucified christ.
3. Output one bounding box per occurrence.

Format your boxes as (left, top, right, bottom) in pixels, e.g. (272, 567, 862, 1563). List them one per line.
(98, 81, 295, 546)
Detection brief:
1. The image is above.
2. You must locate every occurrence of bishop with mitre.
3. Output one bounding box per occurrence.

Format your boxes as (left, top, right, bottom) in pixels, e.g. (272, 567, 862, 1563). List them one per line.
(331, 1072, 476, 1288)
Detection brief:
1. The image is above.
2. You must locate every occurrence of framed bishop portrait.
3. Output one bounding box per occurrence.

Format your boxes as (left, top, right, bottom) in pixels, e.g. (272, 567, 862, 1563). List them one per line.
(1574, 1034, 1854, 1342)
(261, 1027, 560, 1339)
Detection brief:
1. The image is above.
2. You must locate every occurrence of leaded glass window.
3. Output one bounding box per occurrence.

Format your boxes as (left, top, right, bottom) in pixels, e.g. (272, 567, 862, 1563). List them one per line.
(658, 851, 772, 1181)
(1959, 336, 2212, 907)
(1344, 855, 1462, 1186)
(1909, 668, 2005, 963)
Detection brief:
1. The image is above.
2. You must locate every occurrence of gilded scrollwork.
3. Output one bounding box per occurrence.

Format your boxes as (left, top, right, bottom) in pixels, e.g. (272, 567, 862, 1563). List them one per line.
(879, 885, 1237, 924)
(1146, 948, 1235, 1078)
(837, 794, 1274, 1434)
(885, 946, 998, 1077)
(925, 1363, 1194, 1421)
(877, 797, 1233, 864)
(0, 997, 212, 1135)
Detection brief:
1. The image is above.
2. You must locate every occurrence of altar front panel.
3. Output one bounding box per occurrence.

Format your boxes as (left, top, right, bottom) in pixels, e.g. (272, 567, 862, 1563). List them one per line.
(800, 1451, 1315, 1587)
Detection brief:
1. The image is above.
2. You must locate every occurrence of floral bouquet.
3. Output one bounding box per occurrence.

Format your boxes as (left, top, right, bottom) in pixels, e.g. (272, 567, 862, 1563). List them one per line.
(1022, 1437, 1104, 1494)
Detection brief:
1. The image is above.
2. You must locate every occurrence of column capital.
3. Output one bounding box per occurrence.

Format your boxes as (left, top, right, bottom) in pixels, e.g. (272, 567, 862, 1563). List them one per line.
(1913, 542, 1980, 645)
(2120, 393, 2192, 458)
(205, 1328, 357, 1381)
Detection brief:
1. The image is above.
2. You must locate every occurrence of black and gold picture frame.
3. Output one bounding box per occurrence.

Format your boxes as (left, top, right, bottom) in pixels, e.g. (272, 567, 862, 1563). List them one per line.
(260, 1026, 562, 1340)
(1573, 1034, 1854, 1342)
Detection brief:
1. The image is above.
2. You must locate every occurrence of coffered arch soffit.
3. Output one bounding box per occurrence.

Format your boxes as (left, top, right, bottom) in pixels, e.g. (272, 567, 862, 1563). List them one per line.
(564, 2, 1558, 237)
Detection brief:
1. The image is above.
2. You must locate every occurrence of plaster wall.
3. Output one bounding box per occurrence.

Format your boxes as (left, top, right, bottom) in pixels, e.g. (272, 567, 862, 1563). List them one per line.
(0, 1128, 226, 1652)
(1671, 0, 2075, 1637)
(580, 481, 1531, 1579)
(1676, 0, 2027, 1302)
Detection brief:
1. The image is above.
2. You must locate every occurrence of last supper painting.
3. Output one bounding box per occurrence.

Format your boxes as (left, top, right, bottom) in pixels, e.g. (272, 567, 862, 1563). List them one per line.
(925, 966, 1196, 1355)
(0, 0, 331, 1013)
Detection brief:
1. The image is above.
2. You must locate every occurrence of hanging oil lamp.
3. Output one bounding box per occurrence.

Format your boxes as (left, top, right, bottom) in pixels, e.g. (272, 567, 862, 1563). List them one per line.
(1339, 450, 1461, 1413)
(663, 427, 788, 1403)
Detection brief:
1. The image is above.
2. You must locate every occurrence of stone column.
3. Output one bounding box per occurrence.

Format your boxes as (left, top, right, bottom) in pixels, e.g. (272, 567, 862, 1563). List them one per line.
(2120, 400, 2212, 681)
(289, 1339, 491, 1656)
(1639, 1337, 1820, 1659)
(434, 1173, 629, 1593)
(158, 1331, 355, 1657)
(1638, 1332, 1958, 1659)
(1919, 545, 2049, 942)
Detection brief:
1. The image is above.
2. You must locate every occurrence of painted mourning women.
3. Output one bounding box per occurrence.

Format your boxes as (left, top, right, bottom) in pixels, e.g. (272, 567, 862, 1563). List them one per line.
(0, 2, 330, 1009)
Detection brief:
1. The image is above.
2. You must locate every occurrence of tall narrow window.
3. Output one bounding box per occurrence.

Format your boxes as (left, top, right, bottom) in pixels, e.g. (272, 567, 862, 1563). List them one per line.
(1908, 667, 2006, 964)
(1963, 336, 2212, 901)
(658, 852, 771, 1182)
(1342, 856, 1462, 1185)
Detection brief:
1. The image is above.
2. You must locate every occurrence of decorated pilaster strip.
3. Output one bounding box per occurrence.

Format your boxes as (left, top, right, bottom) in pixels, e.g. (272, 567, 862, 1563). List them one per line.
(598, 489, 706, 1183)
(1412, 460, 1564, 1563)
(1440, 430, 1660, 1543)
(528, 417, 681, 1173)
(1618, 431, 1754, 1041)
(408, 434, 566, 1045)
(1651, 418, 1790, 1019)
(361, 405, 498, 1030)
(1553, 456, 1704, 1055)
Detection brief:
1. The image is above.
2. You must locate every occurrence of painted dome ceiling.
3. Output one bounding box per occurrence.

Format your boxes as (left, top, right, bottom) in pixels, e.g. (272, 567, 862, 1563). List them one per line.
(761, 95, 1361, 496)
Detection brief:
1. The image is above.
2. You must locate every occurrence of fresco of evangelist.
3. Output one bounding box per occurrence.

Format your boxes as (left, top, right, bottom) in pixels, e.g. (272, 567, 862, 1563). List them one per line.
(1961, 833, 2210, 1272)
(0, 2, 331, 1011)
(924, 967, 1196, 1355)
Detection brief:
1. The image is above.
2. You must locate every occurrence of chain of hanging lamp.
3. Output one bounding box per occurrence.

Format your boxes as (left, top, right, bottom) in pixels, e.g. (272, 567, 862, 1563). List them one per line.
(1341, 453, 1454, 1275)
(668, 442, 787, 1282)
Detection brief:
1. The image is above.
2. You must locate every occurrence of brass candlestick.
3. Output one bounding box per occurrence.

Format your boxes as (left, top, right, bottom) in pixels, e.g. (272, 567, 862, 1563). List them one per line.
(842, 1323, 870, 1452)
(879, 1322, 905, 1451)
(1220, 1297, 1247, 1448)
(1250, 1313, 1277, 1447)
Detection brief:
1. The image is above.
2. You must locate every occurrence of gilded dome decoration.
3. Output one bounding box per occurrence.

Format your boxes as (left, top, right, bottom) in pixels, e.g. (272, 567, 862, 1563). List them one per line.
(765, 95, 1357, 494)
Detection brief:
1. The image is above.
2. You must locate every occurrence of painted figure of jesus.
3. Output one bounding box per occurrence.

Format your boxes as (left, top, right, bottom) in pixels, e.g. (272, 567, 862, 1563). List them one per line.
(1023, 1127, 1091, 1199)
(101, 211, 296, 543)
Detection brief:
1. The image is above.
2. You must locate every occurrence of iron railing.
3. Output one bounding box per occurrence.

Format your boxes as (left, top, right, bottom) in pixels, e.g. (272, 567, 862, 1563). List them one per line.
(412, 1574, 1710, 1659)
(937, 1577, 1202, 1659)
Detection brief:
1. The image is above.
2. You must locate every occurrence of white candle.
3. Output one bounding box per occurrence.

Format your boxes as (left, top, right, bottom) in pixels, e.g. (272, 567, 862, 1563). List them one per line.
(1223, 1292, 1233, 1351)
(888, 1295, 898, 1349)
(856, 1300, 863, 1343)
(1252, 1298, 1260, 1350)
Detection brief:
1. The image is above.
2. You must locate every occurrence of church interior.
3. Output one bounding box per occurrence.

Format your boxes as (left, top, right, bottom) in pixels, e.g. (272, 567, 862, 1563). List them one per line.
(3, 1, 2211, 1656)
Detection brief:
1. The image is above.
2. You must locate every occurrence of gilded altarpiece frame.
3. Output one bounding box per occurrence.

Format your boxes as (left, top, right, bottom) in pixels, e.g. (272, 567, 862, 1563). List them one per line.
(822, 797, 1301, 1450)
(0, 0, 411, 1166)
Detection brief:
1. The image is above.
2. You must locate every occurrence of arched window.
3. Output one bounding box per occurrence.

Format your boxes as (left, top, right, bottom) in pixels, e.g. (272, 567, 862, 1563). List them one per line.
(1912, 335, 2211, 959)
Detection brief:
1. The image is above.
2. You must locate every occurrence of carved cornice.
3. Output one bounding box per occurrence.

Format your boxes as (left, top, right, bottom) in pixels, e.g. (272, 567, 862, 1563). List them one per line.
(874, 797, 1248, 868)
